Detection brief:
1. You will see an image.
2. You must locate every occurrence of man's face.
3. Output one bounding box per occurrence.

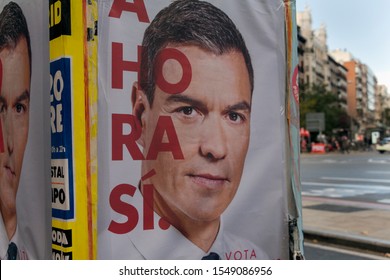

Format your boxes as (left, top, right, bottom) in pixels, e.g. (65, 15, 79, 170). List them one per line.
(137, 45, 251, 224)
(0, 37, 30, 210)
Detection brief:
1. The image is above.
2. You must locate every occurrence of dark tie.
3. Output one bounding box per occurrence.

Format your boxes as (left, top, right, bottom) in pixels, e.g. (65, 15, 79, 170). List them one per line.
(202, 252, 220, 260)
(7, 242, 18, 260)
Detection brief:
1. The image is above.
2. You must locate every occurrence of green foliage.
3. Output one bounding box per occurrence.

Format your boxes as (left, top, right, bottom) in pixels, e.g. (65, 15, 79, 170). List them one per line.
(384, 108, 390, 127)
(300, 83, 350, 135)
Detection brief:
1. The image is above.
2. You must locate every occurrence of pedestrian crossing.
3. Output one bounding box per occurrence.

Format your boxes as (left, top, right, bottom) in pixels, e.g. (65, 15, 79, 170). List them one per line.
(321, 176, 390, 184)
(366, 171, 390, 175)
(368, 158, 390, 165)
(302, 176, 390, 205)
(302, 156, 390, 165)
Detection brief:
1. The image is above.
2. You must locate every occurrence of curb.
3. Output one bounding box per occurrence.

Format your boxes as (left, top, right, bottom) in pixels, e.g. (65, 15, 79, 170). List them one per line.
(304, 227, 390, 255)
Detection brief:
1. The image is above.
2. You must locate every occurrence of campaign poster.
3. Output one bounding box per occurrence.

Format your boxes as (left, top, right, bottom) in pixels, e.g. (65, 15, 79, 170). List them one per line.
(50, 0, 98, 259)
(98, 0, 301, 259)
(0, 0, 51, 259)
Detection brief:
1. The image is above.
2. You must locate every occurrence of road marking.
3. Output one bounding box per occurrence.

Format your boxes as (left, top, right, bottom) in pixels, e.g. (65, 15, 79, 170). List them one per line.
(302, 181, 390, 191)
(303, 196, 390, 210)
(304, 242, 389, 260)
(321, 159, 350, 163)
(368, 158, 390, 164)
(302, 188, 380, 198)
(322, 159, 338, 163)
(302, 181, 390, 199)
(302, 190, 381, 199)
(366, 171, 390, 175)
(377, 199, 390, 204)
(321, 177, 390, 184)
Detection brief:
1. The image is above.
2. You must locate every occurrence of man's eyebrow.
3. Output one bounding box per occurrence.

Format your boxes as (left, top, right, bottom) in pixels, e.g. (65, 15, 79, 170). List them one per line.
(166, 94, 251, 113)
(0, 90, 30, 105)
(16, 90, 30, 103)
(166, 94, 207, 111)
(226, 101, 251, 113)
(0, 91, 30, 108)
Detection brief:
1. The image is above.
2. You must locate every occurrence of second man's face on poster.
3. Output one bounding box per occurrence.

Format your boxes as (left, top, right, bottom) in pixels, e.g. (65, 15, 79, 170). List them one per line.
(138, 45, 251, 225)
(0, 37, 30, 209)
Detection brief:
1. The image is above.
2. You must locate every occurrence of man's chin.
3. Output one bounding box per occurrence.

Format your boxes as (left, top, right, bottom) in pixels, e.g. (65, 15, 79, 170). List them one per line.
(186, 208, 225, 223)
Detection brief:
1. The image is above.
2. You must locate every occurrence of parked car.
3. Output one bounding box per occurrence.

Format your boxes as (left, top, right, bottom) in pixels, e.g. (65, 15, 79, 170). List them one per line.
(376, 137, 390, 154)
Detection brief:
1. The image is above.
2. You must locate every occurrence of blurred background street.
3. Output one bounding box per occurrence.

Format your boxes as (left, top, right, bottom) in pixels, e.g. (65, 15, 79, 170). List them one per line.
(301, 151, 390, 259)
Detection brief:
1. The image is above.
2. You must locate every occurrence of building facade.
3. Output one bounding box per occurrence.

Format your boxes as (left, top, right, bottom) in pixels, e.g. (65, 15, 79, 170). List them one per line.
(297, 6, 386, 137)
(327, 54, 348, 111)
(297, 7, 348, 125)
(297, 7, 329, 86)
(377, 85, 390, 129)
(331, 49, 378, 134)
(297, 26, 306, 87)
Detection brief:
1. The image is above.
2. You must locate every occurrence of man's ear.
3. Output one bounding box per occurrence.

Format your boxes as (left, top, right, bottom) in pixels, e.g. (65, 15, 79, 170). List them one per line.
(131, 82, 148, 147)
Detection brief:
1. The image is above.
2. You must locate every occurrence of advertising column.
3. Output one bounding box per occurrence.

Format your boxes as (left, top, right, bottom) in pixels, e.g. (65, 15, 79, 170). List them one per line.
(98, 0, 301, 259)
(50, 0, 98, 259)
(284, 0, 304, 259)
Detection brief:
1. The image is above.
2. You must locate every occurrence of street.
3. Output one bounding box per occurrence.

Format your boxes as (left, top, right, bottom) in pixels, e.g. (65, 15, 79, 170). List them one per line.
(300, 150, 390, 259)
(301, 151, 390, 209)
(304, 242, 386, 260)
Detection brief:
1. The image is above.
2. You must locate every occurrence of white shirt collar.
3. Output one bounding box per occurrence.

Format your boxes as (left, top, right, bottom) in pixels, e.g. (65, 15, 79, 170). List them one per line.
(128, 187, 223, 259)
(0, 214, 30, 260)
(125, 187, 267, 260)
(0, 214, 25, 259)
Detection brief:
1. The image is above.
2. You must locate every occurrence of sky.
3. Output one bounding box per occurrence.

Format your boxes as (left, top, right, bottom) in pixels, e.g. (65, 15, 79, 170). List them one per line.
(296, 0, 390, 91)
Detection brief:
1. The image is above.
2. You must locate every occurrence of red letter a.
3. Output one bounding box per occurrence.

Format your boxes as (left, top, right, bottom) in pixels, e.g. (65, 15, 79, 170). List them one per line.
(109, 0, 150, 22)
(146, 116, 184, 160)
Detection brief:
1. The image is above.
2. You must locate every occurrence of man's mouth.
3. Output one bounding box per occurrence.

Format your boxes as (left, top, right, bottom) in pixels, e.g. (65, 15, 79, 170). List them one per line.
(4, 165, 16, 178)
(188, 173, 229, 188)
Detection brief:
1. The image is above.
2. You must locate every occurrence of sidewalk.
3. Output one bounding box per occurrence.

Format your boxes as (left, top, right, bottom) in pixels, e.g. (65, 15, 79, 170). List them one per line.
(302, 196, 390, 257)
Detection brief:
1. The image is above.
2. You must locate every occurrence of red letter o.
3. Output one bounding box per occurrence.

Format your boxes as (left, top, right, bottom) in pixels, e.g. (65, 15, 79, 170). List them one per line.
(155, 48, 192, 94)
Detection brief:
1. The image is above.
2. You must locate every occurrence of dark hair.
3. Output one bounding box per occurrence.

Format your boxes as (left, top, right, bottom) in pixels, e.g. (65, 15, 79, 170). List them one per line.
(140, 0, 253, 105)
(0, 1, 31, 76)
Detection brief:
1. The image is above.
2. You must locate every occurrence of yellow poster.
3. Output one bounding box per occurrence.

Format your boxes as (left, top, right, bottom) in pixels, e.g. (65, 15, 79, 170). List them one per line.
(50, 0, 97, 260)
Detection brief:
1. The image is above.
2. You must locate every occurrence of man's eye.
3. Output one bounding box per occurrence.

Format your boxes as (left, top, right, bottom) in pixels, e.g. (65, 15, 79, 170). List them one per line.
(16, 103, 25, 113)
(0, 104, 5, 113)
(228, 112, 242, 122)
(179, 106, 194, 115)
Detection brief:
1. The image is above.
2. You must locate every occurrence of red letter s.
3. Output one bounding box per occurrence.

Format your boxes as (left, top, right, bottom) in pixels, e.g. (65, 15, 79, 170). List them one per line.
(108, 184, 139, 234)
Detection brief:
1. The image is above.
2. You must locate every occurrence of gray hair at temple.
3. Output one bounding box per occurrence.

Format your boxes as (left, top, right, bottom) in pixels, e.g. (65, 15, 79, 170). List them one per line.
(0, 1, 31, 76)
(140, 0, 254, 105)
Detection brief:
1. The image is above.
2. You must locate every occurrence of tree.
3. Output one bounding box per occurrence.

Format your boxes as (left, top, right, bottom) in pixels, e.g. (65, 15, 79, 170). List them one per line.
(384, 108, 390, 128)
(300, 83, 350, 136)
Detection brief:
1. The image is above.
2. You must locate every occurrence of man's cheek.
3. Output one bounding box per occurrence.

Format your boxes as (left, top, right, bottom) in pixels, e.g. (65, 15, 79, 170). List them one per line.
(175, 127, 199, 152)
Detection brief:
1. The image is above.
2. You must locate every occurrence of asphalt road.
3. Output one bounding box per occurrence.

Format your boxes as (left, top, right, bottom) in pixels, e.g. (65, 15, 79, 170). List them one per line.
(300, 151, 390, 260)
(304, 242, 387, 260)
(301, 151, 390, 210)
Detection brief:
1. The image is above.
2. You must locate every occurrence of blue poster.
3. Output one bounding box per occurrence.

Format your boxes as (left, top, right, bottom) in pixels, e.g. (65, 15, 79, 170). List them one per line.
(50, 57, 74, 220)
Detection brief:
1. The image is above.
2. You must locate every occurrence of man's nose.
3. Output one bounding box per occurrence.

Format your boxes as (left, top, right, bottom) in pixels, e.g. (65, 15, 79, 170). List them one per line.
(199, 117, 227, 160)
